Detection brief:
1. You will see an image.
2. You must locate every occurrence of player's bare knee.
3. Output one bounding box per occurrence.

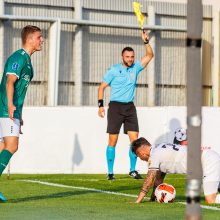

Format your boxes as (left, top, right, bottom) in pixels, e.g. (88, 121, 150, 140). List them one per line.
(3, 136, 19, 153)
(12, 146, 18, 154)
(5, 145, 18, 154)
(108, 135, 118, 146)
(205, 194, 216, 204)
(205, 198, 215, 204)
(108, 138, 117, 146)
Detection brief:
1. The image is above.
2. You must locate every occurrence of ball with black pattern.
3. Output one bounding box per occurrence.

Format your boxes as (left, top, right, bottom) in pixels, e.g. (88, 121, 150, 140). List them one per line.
(174, 128, 187, 142)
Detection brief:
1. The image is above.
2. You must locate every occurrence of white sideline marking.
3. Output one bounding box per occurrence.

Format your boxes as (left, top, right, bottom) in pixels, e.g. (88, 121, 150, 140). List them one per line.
(41, 177, 186, 182)
(178, 202, 220, 211)
(19, 179, 137, 198)
(19, 179, 220, 211)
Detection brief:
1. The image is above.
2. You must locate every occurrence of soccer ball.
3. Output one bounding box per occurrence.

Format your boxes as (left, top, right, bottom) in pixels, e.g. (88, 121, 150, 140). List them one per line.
(174, 128, 187, 142)
(155, 183, 176, 203)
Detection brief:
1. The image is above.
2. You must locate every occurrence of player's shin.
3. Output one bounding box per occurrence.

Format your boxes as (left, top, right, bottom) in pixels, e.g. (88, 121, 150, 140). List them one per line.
(0, 150, 13, 175)
(129, 146, 137, 172)
(106, 146, 115, 174)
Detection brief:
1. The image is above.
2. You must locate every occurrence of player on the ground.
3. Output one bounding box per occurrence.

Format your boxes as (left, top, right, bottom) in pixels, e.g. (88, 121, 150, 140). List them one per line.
(173, 127, 220, 193)
(132, 137, 220, 204)
(0, 25, 44, 201)
(98, 31, 154, 180)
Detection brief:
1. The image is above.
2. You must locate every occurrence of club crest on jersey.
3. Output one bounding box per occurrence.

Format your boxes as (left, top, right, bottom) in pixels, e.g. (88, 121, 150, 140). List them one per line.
(12, 62, 20, 71)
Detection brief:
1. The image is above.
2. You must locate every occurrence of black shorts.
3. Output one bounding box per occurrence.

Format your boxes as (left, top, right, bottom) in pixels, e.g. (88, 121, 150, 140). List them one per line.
(107, 101, 139, 134)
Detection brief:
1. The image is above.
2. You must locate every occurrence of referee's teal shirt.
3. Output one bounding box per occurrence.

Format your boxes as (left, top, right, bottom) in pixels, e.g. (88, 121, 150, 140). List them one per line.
(103, 61, 144, 103)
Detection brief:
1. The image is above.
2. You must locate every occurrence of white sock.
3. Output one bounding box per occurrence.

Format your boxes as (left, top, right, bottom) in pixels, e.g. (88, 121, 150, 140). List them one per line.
(215, 194, 220, 203)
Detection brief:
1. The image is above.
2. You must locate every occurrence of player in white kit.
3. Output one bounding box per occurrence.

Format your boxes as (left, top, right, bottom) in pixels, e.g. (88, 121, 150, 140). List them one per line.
(131, 137, 220, 204)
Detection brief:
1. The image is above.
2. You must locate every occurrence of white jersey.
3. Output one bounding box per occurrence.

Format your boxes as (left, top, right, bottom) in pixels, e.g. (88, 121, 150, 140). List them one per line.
(148, 143, 187, 174)
(149, 143, 220, 180)
(148, 143, 220, 196)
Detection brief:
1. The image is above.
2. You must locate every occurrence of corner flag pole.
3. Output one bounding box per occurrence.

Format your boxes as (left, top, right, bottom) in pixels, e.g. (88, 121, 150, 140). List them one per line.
(186, 0, 203, 220)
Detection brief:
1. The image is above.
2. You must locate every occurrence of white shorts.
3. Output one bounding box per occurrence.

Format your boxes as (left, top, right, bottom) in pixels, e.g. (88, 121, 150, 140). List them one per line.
(0, 118, 20, 141)
(202, 149, 220, 195)
(203, 181, 220, 196)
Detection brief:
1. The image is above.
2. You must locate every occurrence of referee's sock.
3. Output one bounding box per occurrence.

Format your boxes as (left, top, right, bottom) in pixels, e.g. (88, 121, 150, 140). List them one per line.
(0, 150, 12, 175)
(106, 146, 115, 174)
(129, 146, 137, 172)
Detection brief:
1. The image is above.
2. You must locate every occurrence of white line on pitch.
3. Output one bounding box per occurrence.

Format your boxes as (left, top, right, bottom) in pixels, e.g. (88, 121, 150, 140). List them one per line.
(19, 179, 220, 211)
(19, 179, 137, 198)
(177, 202, 220, 211)
(36, 177, 186, 182)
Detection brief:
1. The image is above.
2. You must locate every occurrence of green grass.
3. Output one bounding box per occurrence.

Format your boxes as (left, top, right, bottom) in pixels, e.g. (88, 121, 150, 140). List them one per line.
(0, 174, 219, 220)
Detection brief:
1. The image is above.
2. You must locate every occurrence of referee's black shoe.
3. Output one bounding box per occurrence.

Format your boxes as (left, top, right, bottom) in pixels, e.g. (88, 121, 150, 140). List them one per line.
(129, 170, 143, 179)
(107, 174, 115, 181)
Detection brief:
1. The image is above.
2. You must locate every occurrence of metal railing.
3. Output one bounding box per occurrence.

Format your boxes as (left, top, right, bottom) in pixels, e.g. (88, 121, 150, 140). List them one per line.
(0, 0, 214, 107)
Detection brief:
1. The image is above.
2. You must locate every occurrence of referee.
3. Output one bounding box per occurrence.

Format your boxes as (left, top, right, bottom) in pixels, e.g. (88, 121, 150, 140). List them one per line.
(98, 31, 154, 180)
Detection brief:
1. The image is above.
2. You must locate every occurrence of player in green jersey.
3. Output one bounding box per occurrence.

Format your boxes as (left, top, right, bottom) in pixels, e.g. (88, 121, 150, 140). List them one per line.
(0, 25, 44, 202)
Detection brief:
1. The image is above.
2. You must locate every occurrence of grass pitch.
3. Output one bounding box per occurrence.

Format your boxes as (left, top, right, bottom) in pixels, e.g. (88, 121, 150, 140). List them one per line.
(0, 174, 219, 220)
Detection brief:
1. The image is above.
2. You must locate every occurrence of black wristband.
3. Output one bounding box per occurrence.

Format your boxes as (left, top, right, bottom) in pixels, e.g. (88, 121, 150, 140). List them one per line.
(98, 99, 104, 108)
(144, 39, 149, 44)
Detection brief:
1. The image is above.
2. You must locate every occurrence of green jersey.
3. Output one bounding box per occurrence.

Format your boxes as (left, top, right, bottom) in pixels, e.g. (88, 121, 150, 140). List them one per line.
(0, 49, 33, 119)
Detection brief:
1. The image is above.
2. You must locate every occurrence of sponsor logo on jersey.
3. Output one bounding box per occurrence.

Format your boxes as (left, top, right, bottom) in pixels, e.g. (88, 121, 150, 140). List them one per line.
(22, 75, 30, 87)
(23, 75, 30, 81)
(12, 62, 20, 71)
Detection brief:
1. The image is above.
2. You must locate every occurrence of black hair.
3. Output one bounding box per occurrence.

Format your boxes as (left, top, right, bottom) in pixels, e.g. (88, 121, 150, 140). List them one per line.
(131, 137, 151, 154)
(121, 47, 134, 55)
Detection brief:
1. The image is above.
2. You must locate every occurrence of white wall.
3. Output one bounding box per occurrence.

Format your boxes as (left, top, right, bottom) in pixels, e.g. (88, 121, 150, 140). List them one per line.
(6, 107, 220, 174)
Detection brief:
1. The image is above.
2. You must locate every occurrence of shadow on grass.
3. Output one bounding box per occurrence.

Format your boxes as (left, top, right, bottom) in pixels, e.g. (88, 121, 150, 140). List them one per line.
(8, 190, 96, 203)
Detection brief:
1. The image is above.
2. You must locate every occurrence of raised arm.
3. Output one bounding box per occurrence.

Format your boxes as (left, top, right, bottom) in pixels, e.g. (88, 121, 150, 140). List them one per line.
(98, 82, 109, 118)
(140, 31, 154, 68)
(135, 169, 158, 203)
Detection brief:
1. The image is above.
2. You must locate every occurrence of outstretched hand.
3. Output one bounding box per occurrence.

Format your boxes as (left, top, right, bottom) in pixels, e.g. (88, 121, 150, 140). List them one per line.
(141, 30, 149, 43)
